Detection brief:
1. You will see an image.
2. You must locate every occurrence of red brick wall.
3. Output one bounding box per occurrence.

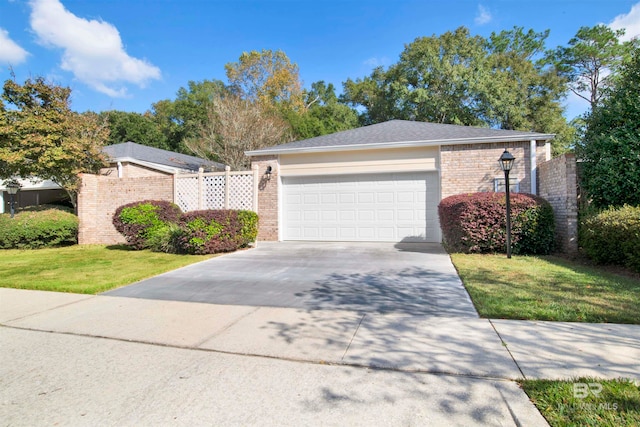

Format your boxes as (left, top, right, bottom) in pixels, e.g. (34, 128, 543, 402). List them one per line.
(538, 154, 578, 254)
(77, 174, 174, 245)
(251, 155, 279, 241)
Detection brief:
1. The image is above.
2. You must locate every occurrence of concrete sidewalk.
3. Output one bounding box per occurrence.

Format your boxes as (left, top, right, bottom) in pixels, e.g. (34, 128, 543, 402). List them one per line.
(1, 288, 639, 425)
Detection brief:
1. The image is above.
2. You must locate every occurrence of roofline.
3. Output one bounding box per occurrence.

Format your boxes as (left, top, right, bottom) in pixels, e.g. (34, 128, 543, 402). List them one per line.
(245, 134, 556, 156)
(110, 157, 180, 174)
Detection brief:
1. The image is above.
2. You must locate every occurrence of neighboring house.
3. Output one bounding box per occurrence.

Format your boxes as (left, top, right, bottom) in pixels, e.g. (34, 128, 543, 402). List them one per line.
(0, 142, 223, 213)
(246, 120, 554, 243)
(100, 142, 224, 178)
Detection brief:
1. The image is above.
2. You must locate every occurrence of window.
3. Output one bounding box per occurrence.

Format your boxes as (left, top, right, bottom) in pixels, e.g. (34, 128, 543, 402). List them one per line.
(494, 177, 520, 193)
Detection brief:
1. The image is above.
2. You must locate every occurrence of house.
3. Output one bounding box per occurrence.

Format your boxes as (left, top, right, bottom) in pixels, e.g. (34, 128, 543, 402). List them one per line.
(246, 120, 554, 243)
(1, 142, 223, 213)
(100, 142, 223, 178)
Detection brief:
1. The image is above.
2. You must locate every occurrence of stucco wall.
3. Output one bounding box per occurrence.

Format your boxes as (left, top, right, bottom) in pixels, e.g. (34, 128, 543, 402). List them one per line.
(99, 162, 171, 179)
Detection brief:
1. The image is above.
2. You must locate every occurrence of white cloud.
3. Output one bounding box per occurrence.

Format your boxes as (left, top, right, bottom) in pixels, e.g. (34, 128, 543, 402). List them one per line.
(609, 2, 640, 41)
(474, 5, 492, 26)
(363, 57, 390, 68)
(0, 28, 29, 64)
(28, 0, 161, 97)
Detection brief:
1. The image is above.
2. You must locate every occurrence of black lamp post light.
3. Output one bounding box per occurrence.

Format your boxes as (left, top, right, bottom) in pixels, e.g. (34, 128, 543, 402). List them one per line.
(498, 150, 515, 259)
(5, 180, 21, 219)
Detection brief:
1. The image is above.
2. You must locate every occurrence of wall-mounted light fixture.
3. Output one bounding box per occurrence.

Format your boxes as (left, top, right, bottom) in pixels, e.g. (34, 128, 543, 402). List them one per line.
(265, 165, 272, 180)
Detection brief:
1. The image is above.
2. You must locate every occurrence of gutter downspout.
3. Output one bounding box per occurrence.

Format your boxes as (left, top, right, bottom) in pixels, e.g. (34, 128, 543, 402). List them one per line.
(530, 140, 537, 195)
(117, 161, 123, 178)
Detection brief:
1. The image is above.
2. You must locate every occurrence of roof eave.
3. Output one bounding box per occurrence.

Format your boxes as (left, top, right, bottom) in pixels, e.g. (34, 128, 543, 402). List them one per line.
(245, 134, 556, 156)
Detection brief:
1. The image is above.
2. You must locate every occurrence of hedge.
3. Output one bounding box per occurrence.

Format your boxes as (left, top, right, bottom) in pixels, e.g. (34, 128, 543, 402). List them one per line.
(0, 205, 78, 249)
(178, 210, 259, 255)
(112, 200, 259, 255)
(579, 205, 640, 272)
(112, 200, 182, 250)
(438, 192, 555, 255)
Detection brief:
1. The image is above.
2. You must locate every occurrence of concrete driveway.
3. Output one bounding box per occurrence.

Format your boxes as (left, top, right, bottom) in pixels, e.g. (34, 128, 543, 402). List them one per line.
(105, 242, 477, 317)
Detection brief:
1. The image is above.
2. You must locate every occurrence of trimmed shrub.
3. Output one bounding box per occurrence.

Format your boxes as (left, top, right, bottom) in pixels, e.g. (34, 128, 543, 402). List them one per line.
(112, 200, 182, 250)
(579, 205, 640, 272)
(438, 192, 555, 255)
(0, 205, 78, 249)
(178, 210, 258, 255)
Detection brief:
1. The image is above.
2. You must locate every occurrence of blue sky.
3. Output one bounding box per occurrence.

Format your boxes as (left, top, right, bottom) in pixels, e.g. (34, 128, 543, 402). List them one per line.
(1, 0, 639, 120)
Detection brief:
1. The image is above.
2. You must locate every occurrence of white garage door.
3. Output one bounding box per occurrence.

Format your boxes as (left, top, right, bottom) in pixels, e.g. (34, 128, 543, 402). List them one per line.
(282, 172, 440, 242)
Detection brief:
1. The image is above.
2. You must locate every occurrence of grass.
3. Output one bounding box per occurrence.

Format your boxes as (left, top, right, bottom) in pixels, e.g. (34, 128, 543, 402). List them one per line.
(520, 378, 640, 426)
(450, 254, 640, 324)
(0, 245, 213, 294)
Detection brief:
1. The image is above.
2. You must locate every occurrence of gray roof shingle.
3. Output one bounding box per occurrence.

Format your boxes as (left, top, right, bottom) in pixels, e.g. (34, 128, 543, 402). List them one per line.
(103, 142, 223, 171)
(247, 120, 554, 155)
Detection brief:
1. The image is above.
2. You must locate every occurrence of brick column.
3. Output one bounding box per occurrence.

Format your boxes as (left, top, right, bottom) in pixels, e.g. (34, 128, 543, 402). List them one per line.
(251, 155, 279, 241)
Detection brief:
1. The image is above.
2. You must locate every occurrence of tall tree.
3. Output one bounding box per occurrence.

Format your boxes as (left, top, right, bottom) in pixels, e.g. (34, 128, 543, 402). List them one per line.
(577, 48, 640, 208)
(151, 79, 227, 152)
(547, 25, 638, 110)
(341, 26, 568, 144)
(286, 81, 359, 139)
(185, 94, 291, 170)
(225, 49, 304, 112)
(102, 110, 169, 149)
(0, 77, 109, 208)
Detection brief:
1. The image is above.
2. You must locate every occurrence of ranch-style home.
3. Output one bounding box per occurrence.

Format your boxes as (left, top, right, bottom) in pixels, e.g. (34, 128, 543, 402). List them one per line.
(0, 142, 222, 213)
(247, 120, 554, 243)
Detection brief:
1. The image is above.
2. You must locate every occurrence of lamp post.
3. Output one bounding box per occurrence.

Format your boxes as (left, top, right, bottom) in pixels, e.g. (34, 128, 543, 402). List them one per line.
(6, 181, 20, 219)
(498, 150, 515, 259)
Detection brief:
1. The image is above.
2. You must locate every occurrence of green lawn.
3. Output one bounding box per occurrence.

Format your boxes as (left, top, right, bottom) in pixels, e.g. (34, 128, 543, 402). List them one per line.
(0, 245, 213, 294)
(520, 378, 640, 426)
(450, 254, 640, 324)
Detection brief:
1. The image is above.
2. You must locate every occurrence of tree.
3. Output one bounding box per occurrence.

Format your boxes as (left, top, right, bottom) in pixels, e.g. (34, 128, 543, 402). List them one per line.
(0, 77, 109, 208)
(225, 49, 304, 112)
(285, 81, 359, 139)
(577, 48, 640, 208)
(547, 25, 639, 110)
(151, 79, 228, 152)
(341, 26, 569, 145)
(185, 94, 292, 170)
(102, 110, 169, 149)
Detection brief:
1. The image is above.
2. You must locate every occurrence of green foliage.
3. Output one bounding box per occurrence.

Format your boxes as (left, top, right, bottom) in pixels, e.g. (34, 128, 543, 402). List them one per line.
(102, 110, 170, 149)
(0, 205, 78, 249)
(112, 201, 258, 255)
(0, 77, 109, 207)
(225, 49, 304, 112)
(113, 200, 182, 250)
(285, 81, 359, 139)
(438, 192, 555, 255)
(547, 24, 639, 109)
(580, 205, 640, 272)
(341, 26, 568, 143)
(179, 210, 258, 255)
(578, 49, 640, 208)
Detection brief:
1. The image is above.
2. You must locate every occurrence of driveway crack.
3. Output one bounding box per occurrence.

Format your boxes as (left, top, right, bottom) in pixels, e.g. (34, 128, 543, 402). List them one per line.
(341, 314, 366, 361)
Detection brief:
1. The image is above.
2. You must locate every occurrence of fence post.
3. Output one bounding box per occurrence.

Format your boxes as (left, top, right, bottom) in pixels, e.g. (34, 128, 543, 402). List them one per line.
(224, 166, 231, 209)
(198, 167, 204, 210)
(252, 164, 259, 212)
(173, 173, 177, 205)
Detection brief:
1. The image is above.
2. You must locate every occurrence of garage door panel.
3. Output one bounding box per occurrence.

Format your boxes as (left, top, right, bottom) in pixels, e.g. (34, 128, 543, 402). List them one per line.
(283, 173, 440, 242)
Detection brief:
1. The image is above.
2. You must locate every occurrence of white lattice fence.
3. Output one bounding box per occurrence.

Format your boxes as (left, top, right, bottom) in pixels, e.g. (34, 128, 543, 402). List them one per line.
(174, 166, 259, 213)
